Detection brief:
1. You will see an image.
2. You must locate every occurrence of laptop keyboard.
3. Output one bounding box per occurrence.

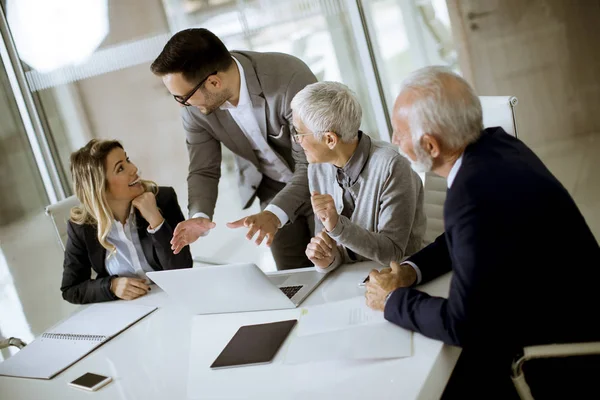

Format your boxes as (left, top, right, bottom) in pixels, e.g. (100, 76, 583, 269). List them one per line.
(279, 285, 303, 299)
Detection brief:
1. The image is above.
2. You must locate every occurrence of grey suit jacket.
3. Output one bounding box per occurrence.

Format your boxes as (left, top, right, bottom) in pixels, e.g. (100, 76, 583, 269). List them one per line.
(181, 51, 317, 222)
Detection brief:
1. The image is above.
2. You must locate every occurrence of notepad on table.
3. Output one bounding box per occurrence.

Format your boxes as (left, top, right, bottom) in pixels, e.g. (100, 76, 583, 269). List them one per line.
(0, 303, 157, 379)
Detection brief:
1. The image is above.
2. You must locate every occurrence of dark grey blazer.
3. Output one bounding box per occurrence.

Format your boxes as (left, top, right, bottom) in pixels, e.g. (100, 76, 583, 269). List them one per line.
(181, 50, 318, 221)
(60, 186, 192, 304)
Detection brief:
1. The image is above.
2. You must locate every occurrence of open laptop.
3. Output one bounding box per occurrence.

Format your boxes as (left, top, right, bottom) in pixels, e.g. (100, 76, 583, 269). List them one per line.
(146, 263, 327, 315)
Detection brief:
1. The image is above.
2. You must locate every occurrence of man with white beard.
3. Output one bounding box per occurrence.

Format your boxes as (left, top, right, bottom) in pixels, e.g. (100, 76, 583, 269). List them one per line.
(365, 66, 600, 399)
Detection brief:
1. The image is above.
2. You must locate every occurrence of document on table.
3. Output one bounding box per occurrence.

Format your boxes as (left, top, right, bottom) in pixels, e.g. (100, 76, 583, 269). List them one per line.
(295, 296, 385, 336)
(284, 296, 412, 364)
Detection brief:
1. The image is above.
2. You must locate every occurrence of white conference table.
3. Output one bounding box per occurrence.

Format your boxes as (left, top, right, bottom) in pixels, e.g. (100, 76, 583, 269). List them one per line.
(0, 261, 460, 400)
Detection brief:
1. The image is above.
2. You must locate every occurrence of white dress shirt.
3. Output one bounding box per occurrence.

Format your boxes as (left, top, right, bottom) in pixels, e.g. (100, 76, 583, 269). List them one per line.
(105, 207, 163, 279)
(192, 56, 292, 227)
(403, 154, 464, 285)
(446, 154, 464, 189)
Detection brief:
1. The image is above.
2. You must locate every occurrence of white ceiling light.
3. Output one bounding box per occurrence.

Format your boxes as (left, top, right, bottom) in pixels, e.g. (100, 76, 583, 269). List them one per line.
(6, 0, 109, 73)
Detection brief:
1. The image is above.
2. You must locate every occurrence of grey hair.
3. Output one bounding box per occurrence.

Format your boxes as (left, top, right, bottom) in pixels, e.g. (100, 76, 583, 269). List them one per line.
(291, 81, 362, 143)
(397, 66, 483, 150)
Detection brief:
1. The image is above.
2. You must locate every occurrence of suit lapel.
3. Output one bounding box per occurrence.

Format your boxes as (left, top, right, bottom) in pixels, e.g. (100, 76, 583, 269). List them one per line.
(233, 52, 269, 139)
(214, 110, 260, 168)
(85, 225, 107, 275)
(134, 210, 160, 271)
(251, 93, 268, 139)
(212, 52, 271, 169)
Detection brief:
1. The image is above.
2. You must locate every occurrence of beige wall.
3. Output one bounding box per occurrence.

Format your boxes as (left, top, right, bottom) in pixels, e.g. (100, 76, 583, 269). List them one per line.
(448, 0, 600, 240)
(100, 0, 169, 48)
(447, 0, 600, 147)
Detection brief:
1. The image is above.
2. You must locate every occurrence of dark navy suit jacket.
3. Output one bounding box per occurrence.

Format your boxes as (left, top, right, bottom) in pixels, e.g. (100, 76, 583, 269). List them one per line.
(385, 128, 600, 356)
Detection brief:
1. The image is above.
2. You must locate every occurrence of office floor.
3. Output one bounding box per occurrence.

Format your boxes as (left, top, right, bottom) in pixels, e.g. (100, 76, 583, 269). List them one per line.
(0, 132, 598, 360)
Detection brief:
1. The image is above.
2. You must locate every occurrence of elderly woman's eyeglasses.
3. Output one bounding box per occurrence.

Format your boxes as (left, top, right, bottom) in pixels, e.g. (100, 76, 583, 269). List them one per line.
(290, 125, 314, 144)
(292, 133, 314, 144)
(173, 71, 218, 106)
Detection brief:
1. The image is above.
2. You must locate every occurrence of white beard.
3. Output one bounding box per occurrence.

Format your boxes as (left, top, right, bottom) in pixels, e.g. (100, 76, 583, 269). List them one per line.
(398, 145, 433, 173)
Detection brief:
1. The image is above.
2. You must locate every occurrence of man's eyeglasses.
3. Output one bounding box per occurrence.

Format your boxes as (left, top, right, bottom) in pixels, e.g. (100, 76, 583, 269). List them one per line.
(173, 71, 218, 107)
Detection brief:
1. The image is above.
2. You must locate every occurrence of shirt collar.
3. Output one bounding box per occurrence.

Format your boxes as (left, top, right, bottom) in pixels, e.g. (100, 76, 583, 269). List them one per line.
(447, 153, 464, 188)
(336, 131, 371, 187)
(112, 206, 136, 227)
(219, 56, 250, 110)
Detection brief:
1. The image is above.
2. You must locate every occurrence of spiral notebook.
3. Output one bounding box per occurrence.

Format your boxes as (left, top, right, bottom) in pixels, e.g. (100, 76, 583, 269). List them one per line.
(0, 303, 157, 379)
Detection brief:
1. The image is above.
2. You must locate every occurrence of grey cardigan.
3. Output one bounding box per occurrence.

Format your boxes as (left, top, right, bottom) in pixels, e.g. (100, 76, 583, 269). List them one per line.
(308, 135, 426, 271)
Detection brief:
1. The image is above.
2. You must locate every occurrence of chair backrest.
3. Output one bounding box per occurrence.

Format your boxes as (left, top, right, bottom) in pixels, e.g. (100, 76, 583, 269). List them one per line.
(46, 195, 223, 267)
(422, 96, 519, 243)
(45, 195, 80, 251)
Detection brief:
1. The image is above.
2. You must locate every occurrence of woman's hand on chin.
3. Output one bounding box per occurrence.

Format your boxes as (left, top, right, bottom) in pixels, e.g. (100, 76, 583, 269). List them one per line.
(132, 192, 164, 229)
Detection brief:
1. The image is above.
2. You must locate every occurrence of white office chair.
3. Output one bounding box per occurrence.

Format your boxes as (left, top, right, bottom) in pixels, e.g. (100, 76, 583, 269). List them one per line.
(45, 195, 222, 266)
(0, 337, 26, 350)
(422, 96, 519, 243)
(511, 342, 600, 399)
(45, 195, 81, 251)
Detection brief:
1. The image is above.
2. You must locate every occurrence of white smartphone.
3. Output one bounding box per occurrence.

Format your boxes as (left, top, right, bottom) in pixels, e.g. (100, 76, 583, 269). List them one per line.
(68, 372, 112, 391)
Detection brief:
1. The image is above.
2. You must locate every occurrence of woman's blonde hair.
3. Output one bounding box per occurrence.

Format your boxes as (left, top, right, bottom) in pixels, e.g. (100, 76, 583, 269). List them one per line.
(69, 139, 157, 254)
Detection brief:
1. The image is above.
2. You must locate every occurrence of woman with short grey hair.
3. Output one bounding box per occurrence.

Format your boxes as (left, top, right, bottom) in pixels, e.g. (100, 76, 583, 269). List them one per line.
(291, 81, 426, 273)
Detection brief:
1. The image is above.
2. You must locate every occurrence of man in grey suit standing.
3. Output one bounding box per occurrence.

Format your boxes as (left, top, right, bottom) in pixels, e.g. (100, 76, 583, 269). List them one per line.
(150, 28, 316, 270)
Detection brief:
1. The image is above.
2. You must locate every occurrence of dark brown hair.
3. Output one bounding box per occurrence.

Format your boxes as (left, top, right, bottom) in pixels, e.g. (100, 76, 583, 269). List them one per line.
(150, 28, 233, 84)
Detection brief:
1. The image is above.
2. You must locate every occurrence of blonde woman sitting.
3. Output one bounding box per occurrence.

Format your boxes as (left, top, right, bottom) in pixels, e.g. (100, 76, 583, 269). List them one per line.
(61, 139, 192, 304)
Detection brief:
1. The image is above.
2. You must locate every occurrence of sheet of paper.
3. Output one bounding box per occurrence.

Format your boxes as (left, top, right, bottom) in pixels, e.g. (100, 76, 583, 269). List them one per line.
(296, 296, 385, 337)
(284, 321, 412, 364)
(281, 296, 412, 364)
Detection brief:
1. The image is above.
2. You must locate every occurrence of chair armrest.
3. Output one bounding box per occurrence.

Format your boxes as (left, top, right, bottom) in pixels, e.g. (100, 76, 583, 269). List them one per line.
(512, 342, 600, 377)
(0, 337, 27, 350)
